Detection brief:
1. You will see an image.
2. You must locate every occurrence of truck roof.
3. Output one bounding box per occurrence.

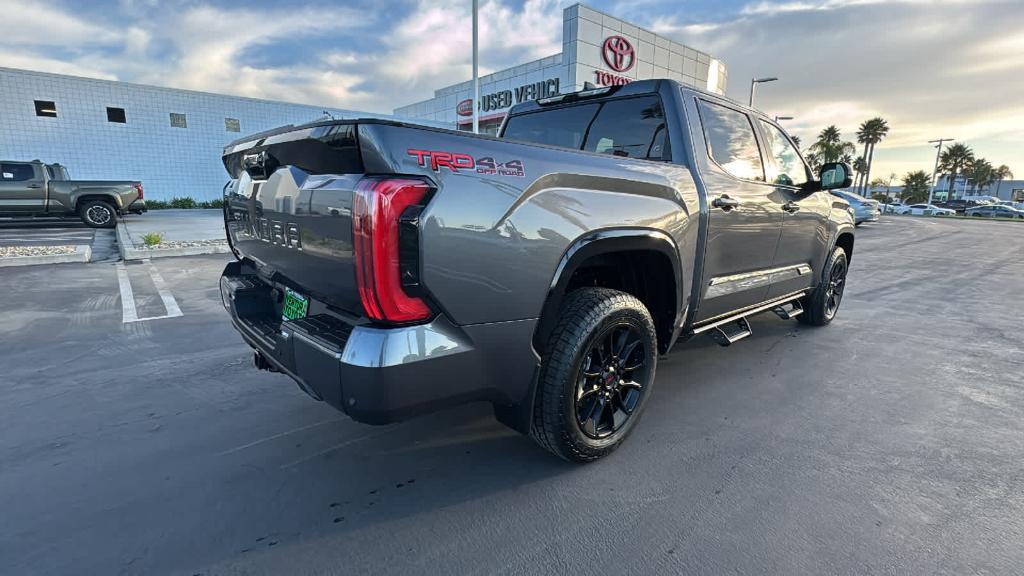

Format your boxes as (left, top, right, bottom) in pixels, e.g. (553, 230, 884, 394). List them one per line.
(506, 78, 752, 117)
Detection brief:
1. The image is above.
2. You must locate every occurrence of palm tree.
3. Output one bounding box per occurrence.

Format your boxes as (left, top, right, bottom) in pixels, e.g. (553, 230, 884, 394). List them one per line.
(809, 126, 857, 172)
(993, 164, 1013, 198)
(791, 135, 802, 149)
(901, 170, 932, 204)
(856, 118, 890, 195)
(853, 156, 868, 190)
(966, 158, 994, 194)
(869, 177, 888, 197)
(938, 143, 974, 199)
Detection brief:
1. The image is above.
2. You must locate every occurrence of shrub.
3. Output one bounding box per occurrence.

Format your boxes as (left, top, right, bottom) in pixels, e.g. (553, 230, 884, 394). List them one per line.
(141, 232, 164, 247)
(169, 196, 198, 209)
(146, 197, 223, 209)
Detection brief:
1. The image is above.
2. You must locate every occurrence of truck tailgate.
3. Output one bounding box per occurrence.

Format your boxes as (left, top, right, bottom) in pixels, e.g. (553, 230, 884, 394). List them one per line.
(223, 123, 367, 316)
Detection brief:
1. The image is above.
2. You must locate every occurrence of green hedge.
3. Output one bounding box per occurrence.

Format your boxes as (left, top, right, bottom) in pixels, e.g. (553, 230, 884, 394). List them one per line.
(145, 198, 224, 210)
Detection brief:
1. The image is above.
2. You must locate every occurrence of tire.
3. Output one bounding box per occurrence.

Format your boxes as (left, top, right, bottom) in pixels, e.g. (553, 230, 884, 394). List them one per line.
(80, 200, 117, 228)
(798, 246, 848, 326)
(530, 288, 658, 462)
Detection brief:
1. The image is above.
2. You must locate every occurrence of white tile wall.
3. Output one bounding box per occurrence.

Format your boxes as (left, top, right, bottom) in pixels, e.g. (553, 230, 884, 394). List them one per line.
(0, 68, 409, 201)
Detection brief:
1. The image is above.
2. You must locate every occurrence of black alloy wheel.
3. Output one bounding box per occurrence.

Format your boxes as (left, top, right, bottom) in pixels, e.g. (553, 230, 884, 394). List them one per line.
(574, 323, 649, 439)
(823, 257, 847, 320)
(530, 287, 658, 462)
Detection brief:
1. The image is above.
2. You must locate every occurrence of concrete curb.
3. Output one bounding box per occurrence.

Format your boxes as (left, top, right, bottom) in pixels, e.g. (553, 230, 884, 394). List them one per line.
(0, 245, 91, 267)
(116, 220, 230, 260)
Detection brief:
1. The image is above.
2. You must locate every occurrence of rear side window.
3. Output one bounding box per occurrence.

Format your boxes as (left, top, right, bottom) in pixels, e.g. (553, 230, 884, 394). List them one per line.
(697, 100, 764, 181)
(502, 103, 599, 150)
(0, 163, 36, 181)
(582, 96, 670, 161)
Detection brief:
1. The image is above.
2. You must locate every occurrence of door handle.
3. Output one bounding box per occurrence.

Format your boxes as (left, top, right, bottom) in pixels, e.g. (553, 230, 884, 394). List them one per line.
(27, 184, 43, 189)
(712, 195, 741, 211)
(782, 202, 800, 213)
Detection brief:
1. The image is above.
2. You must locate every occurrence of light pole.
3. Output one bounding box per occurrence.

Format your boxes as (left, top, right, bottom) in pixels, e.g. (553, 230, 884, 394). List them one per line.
(774, 115, 793, 122)
(927, 138, 952, 205)
(749, 77, 778, 108)
(471, 0, 479, 134)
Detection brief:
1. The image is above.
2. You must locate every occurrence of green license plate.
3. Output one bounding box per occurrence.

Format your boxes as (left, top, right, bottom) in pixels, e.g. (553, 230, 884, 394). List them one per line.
(282, 288, 309, 321)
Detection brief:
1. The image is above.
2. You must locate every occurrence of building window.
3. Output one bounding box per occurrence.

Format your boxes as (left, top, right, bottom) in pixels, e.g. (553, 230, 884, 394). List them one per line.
(34, 100, 57, 117)
(225, 117, 240, 132)
(107, 107, 127, 123)
(169, 112, 187, 128)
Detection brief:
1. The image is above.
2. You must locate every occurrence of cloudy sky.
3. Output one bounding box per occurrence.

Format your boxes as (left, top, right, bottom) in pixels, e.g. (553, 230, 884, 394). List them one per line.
(2, 0, 1021, 180)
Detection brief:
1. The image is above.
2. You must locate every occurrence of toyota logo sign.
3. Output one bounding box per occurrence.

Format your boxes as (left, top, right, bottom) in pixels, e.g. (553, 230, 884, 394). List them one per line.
(602, 36, 635, 73)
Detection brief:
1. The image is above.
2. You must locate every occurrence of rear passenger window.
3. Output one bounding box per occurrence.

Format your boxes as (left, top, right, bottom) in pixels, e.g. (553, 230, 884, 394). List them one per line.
(697, 100, 764, 181)
(0, 163, 36, 181)
(582, 96, 670, 161)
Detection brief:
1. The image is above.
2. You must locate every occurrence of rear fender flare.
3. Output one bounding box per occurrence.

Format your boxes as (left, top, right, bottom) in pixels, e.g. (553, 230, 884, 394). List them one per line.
(532, 228, 684, 356)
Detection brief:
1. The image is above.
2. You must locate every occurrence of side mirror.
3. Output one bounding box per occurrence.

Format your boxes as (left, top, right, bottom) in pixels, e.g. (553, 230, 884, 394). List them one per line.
(819, 162, 853, 190)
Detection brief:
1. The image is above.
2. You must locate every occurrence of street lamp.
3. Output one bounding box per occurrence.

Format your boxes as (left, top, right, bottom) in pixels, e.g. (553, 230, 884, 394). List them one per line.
(774, 115, 793, 122)
(927, 138, 952, 205)
(749, 77, 778, 107)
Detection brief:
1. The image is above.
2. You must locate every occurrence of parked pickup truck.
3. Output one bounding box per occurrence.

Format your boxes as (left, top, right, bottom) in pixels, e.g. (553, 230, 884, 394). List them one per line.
(219, 80, 855, 462)
(0, 160, 145, 228)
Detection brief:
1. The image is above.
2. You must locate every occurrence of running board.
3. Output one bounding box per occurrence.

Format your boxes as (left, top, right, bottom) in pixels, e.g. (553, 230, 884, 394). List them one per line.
(772, 299, 804, 320)
(691, 291, 807, 347)
(709, 317, 752, 347)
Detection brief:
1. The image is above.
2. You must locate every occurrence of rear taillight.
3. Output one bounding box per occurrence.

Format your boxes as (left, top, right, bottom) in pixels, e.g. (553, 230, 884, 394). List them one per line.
(352, 177, 432, 323)
(133, 183, 144, 199)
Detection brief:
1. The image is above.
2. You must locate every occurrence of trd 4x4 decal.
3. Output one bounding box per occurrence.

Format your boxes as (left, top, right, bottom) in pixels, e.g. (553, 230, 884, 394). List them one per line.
(407, 149, 525, 177)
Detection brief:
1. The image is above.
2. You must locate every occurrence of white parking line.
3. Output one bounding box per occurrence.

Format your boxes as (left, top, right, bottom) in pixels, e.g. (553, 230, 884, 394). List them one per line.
(116, 260, 184, 323)
(116, 262, 138, 323)
(147, 261, 183, 318)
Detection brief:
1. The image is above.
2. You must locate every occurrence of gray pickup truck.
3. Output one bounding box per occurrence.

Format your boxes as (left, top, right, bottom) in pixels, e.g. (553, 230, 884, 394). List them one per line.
(0, 160, 145, 228)
(219, 80, 855, 461)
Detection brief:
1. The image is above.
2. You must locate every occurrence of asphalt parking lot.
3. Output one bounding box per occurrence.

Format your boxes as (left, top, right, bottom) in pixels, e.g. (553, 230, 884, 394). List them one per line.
(0, 220, 118, 262)
(1, 216, 1022, 575)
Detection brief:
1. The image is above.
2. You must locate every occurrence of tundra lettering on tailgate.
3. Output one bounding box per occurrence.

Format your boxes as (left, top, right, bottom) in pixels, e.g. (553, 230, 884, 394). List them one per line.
(407, 149, 525, 177)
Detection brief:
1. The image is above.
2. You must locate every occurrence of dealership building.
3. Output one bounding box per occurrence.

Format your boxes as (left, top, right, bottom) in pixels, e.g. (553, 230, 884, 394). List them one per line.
(395, 3, 727, 134)
(0, 67, 406, 201)
(0, 3, 724, 201)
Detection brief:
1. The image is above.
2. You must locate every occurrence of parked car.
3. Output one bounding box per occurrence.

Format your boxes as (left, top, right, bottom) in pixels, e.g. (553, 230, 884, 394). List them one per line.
(0, 160, 145, 227)
(218, 80, 856, 462)
(884, 201, 908, 214)
(899, 203, 955, 216)
(965, 205, 1024, 219)
(831, 189, 880, 225)
(961, 195, 999, 204)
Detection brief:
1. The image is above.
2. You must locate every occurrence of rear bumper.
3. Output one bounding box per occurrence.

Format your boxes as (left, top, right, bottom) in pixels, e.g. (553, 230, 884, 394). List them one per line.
(125, 199, 147, 214)
(219, 261, 539, 426)
(854, 206, 880, 223)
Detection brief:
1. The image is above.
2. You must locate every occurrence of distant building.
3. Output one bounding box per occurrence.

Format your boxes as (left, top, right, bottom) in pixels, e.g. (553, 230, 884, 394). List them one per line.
(0, 67, 415, 201)
(395, 2, 727, 135)
(933, 175, 1024, 201)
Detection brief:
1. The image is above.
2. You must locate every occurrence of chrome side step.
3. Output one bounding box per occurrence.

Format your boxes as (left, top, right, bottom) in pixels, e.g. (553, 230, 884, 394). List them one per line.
(709, 317, 752, 347)
(772, 299, 804, 320)
(691, 291, 807, 347)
